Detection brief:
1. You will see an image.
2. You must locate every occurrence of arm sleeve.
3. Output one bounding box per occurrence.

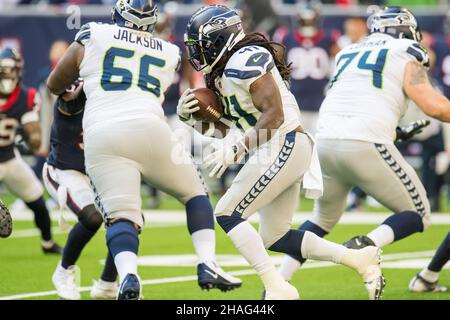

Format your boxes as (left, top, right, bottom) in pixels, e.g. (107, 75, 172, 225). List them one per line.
(224, 46, 276, 91)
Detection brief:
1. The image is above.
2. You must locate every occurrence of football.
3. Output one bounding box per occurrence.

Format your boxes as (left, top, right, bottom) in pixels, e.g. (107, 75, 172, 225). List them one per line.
(191, 87, 224, 122)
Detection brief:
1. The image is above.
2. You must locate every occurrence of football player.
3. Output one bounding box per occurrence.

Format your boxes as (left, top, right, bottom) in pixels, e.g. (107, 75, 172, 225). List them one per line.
(278, 7, 450, 283)
(43, 79, 118, 300)
(0, 199, 12, 238)
(409, 231, 449, 292)
(0, 47, 62, 253)
(181, 5, 384, 300)
(47, 0, 241, 300)
(273, 3, 340, 134)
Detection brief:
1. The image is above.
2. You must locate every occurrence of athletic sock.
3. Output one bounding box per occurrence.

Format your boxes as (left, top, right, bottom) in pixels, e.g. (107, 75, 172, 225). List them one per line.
(371, 211, 423, 246)
(61, 222, 96, 269)
(227, 221, 274, 276)
(191, 229, 216, 263)
(26, 197, 52, 241)
(300, 231, 346, 264)
(279, 255, 301, 281)
(427, 232, 450, 273)
(260, 267, 288, 291)
(185, 195, 215, 234)
(419, 268, 440, 283)
(367, 224, 395, 247)
(114, 252, 138, 284)
(106, 221, 139, 284)
(101, 250, 118, 283)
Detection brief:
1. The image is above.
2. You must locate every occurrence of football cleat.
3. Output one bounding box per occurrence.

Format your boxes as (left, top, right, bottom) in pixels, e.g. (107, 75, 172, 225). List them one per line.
(52, 262, 80, 300)
(341, 246, 385, 300)
(409, 273, 448, 293)
(0, 200, 12, 238)
(42, 241, 64, 255)
(343, 235, 375, 249)
(117, 273, 141, 300)
(197, 261, 242, 292)
(90, 279, 118, 299)
(263, 281, 300, 300)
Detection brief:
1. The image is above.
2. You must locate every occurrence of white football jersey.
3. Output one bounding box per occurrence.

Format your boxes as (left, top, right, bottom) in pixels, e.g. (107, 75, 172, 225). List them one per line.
(316, 33, 429, 144)
(215, 45, 301, 136)
(76, 23, 181, 134)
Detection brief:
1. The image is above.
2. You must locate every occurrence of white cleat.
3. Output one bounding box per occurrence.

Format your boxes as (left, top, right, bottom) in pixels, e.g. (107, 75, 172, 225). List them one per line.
(342, 246, 385, 300)
(409, 274, 448, 293)
(52, 262, 81, 300)
(263, 281, 300, 300)
(90, 279, 118, 299)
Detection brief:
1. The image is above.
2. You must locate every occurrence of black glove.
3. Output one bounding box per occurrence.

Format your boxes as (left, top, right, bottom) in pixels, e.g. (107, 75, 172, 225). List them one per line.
(57, 78, 86, 116)
(395, 119, 430, 142)
(14, 126, 33, 155)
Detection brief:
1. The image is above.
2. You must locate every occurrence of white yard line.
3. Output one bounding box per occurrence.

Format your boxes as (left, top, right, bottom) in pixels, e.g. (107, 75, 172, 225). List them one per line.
(0, 250, 437, 300)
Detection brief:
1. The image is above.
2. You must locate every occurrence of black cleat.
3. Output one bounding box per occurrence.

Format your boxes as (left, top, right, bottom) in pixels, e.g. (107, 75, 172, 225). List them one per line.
(197, 262, 242, 292)
(0, 201, 12, 238)
(42, 242, 64, 255)
(343, 235, 376, 249)
(117, 273, 141, 300)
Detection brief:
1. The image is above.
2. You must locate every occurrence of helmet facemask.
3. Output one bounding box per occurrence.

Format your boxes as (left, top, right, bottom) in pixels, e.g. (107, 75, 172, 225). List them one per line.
(0, 59, 21, 96)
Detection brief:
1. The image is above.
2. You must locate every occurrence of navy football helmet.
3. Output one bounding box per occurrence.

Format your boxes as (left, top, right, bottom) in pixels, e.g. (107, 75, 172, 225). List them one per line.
(184, 5, 246, 74)
(111, 0, 158, 33)
(0, 47, 23, 96)
(367, 6, 422, 42)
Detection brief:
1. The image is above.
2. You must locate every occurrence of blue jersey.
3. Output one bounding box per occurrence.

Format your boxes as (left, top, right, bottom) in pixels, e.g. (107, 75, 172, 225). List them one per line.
(277, 28, 338, 112)
(0, 85, 39, 163)
(432, 34, 450, 98)
(47, 102, 85, 173)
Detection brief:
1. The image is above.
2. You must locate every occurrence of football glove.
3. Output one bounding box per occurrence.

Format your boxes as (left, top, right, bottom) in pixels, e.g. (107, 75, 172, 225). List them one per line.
(204, 140, 248, 179)
(177, 89, 199, 126)
(57, 78, 86, 116)
(395, 119, 430, 142)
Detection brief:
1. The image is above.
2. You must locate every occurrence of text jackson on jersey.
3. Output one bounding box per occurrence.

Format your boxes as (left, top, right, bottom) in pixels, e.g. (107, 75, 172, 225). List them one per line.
(113, 28, 162, 51)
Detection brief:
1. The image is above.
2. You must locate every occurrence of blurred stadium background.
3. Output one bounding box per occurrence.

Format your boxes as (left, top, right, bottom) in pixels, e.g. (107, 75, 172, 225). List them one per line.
(1, 0, 450, 300)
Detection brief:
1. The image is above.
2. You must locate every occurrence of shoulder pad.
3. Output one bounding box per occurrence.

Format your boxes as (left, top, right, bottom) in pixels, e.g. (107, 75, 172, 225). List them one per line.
(75, 23, 93, 46)
(224, 46, 275, 81)
(406, 43, 430, 68)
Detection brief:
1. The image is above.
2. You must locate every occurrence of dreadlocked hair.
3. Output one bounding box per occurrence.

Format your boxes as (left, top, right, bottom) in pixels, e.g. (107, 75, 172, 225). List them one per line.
(206, 32, 292, 91)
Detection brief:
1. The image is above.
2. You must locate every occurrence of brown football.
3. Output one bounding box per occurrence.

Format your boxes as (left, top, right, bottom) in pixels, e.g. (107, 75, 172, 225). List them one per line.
(191, 87, 224, 122)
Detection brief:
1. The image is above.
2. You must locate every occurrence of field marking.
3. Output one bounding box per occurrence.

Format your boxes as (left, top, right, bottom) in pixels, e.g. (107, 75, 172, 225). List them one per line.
(0, 250, 441, 300)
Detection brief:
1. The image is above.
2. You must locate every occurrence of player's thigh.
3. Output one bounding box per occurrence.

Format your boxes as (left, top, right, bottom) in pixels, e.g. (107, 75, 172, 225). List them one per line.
(215, 132, 312, 219)
(140, 119, 206, 204)
(4, 156, 43, 202)
(258, 182, 301, 248)
(87, 154, 143, 227)
(43, 163, 94, 215)
(352, 143, 430, 228)
(309, 142, 352, 232)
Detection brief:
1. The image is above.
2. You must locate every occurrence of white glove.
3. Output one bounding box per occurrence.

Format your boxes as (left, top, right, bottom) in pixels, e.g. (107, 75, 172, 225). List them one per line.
(204, 140, 248, 178)
(177, 89, 199, 125)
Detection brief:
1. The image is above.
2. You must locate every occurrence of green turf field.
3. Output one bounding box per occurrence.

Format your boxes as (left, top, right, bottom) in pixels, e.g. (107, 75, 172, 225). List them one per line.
(1, 207, 449, 300)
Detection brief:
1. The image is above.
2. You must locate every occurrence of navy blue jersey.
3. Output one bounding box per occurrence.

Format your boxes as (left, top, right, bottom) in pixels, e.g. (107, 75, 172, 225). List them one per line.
(0, 85, 39, 163)
(432, 34, 450, 99)
(276, 28, 339, 112)
(47, 102, 85, 173)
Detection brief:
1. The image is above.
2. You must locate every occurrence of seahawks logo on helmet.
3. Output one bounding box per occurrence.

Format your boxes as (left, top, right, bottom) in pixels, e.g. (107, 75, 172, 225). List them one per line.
(111, 0, 158, 32)
(367, 6, 422, 42)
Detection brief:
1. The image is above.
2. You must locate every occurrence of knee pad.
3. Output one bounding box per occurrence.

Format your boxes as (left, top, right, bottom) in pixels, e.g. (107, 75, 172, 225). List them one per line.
(79, 204, 103, 232)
